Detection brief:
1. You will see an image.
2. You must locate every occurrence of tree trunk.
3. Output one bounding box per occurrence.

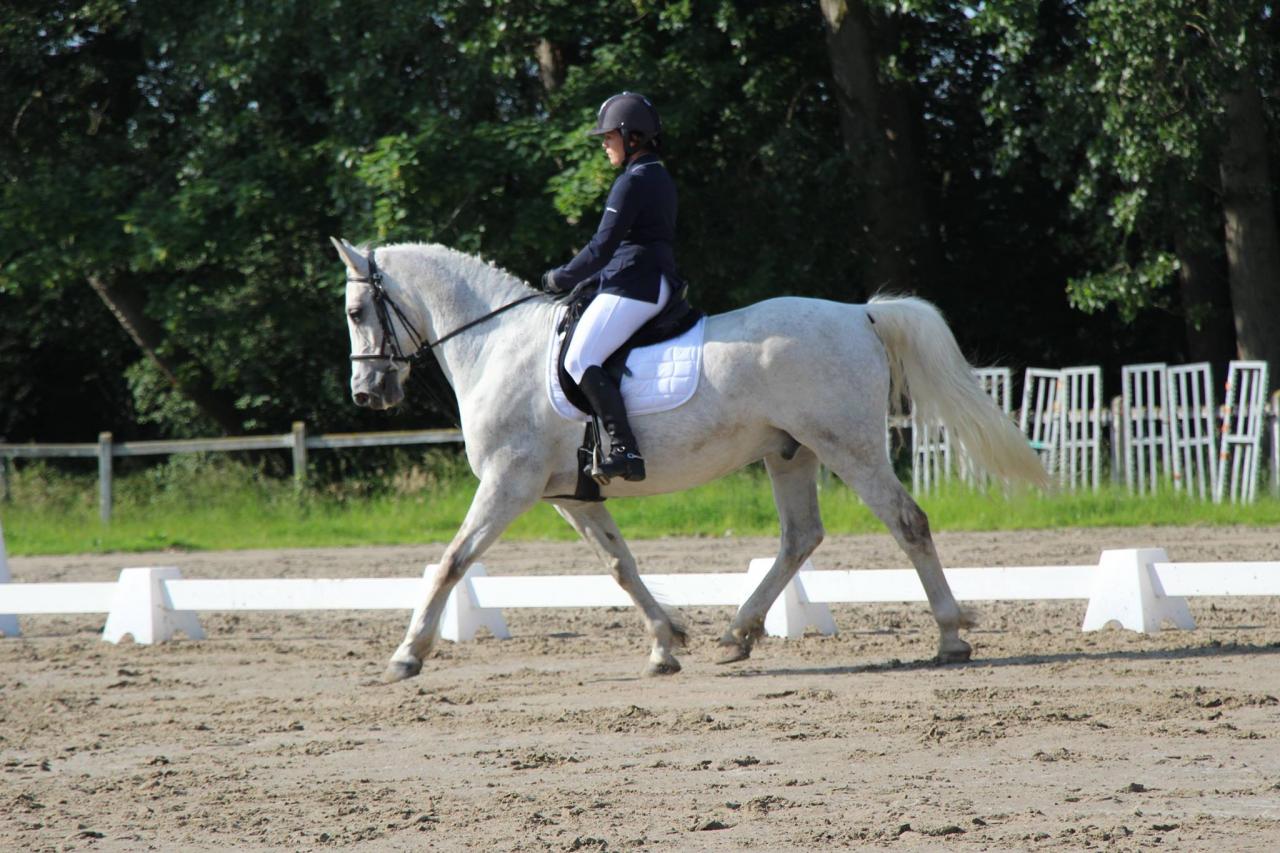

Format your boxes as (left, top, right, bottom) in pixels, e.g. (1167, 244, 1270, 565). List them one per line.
(87, 273, 243, 434)
(1219, 78, 1280, 385)
(535, 38, 565, 96)
(1171, 187, 1236, 375)
(818, 0, 940, 298)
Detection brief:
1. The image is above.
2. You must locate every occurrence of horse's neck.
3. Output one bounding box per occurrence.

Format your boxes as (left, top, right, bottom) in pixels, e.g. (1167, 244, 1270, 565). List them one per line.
(391, 245, 550, 396)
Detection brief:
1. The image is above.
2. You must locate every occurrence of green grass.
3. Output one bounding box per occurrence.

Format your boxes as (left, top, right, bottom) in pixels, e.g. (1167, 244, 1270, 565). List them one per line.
(2, 455, 1277, 556)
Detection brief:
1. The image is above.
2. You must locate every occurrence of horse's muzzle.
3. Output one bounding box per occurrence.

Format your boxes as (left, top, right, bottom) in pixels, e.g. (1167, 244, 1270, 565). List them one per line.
(352, 387, 403, 410)
(351, 370, 405, 410)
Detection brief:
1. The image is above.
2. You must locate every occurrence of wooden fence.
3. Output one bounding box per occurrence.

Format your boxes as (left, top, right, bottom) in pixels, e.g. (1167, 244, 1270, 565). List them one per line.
(0, 423, 462, 523)
(2, 375, 1276, 524)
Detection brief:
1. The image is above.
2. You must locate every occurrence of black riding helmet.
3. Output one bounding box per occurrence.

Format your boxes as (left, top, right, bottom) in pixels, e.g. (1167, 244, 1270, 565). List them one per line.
(587, 92, 661, 157)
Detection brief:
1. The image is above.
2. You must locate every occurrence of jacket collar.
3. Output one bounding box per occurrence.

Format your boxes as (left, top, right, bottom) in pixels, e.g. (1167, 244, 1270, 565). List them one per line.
(627, 152, 661, 172)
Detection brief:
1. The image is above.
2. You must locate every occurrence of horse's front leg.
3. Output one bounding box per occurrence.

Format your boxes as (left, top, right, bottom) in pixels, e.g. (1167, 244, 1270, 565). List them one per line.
(552, 500, 687, 676)
(384, 472, 541, 683)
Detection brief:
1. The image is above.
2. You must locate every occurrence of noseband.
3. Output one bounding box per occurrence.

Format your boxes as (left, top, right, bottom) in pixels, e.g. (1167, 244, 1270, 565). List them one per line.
(349, 253, 422, 368)
(348, 250, 541, 368)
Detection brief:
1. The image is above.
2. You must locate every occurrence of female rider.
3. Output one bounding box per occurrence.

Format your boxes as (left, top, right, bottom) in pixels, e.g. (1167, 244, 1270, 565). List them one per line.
(541, 92, 680, 484)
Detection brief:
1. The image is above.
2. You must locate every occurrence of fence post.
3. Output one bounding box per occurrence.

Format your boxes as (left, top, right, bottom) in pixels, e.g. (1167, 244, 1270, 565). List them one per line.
(98, 431, 113, 524)
(0, 438, 9, 503)
(291, 421, 307, 488)
(1272, 390, 1279, 498)
(1109, 395, 1123, 485)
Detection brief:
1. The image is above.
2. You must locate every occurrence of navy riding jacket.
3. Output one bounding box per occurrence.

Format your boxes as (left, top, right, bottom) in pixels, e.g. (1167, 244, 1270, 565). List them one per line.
(549, 153, 679, 304)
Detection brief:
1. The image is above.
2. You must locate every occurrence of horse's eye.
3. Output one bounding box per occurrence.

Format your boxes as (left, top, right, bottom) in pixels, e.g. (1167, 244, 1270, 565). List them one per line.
(347, 307, 363, 323)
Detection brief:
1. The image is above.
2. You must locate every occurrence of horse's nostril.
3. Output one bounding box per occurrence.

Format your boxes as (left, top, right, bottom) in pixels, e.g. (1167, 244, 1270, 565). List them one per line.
(354, 391, 370, 406)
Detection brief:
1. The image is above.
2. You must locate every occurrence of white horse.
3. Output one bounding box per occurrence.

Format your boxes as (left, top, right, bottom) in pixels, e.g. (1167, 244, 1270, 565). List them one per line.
(332, 238, 1048, 683)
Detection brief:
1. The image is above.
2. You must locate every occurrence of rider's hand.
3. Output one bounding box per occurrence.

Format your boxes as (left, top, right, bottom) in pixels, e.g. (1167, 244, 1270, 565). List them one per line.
(539, 270, 560, 294)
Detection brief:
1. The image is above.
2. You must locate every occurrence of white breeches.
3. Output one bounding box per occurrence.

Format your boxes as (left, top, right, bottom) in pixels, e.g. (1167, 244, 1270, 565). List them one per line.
(565, 277, 672, 384)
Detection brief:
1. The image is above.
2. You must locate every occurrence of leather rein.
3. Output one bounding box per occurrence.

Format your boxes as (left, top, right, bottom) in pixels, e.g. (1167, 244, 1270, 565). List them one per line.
(348, 250, 541, 367)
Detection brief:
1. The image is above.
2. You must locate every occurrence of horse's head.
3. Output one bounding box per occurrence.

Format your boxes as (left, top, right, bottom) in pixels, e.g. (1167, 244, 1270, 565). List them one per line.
(332, 236, 419, 410)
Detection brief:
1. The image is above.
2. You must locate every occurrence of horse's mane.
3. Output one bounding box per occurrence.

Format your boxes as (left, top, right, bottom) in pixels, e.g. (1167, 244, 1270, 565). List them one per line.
(378, 242, 540, 295)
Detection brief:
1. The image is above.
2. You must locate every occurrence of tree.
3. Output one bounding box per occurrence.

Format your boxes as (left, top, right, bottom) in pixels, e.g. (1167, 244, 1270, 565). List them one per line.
(7, 0, 1264, 450)
(1, 2, 492, 438)
(1, 1, 854, 438)
(976, 0, 1280, 381)
(818, 0, 941, 298)
(1220, 68, 1280, 376)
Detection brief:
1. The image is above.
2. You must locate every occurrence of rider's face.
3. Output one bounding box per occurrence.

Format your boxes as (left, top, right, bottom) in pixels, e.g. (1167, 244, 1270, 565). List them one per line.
(601, 129, 626, 167)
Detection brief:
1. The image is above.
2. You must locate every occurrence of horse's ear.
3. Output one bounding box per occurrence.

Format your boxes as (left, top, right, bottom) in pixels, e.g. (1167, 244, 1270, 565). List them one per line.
(330, 236, 370, 279)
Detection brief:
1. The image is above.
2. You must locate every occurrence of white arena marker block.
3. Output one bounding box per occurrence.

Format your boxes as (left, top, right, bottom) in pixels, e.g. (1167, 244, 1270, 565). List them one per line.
(1081, 549, 1195, 634)
(745, 558, 837, 640)
(102, 567, 205, 645)
(0, 520, 19, 638)
(438, 564, 510, 643)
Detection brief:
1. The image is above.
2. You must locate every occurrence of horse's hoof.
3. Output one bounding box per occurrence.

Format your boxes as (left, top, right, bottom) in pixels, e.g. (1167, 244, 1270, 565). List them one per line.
(936, 643, 972, 665)
(714, 640, 752, 665)
(382, 658, 422, 683)
(644, 658, 682, 677)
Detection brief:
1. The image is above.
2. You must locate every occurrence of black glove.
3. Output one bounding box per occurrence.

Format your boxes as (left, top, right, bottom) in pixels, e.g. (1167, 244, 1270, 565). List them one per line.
(539, 270, 561, 294)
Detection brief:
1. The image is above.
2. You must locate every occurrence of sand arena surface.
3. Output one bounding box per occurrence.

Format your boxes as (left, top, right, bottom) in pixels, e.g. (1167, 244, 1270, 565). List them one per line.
(3, 526, 1280, 850)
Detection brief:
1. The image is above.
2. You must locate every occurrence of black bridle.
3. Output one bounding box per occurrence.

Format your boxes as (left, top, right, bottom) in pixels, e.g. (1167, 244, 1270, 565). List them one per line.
(348, 250, 541, 367)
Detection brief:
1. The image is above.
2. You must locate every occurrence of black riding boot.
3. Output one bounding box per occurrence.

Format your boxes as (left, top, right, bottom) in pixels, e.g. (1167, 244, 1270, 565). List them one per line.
(578, 365, 646, 483)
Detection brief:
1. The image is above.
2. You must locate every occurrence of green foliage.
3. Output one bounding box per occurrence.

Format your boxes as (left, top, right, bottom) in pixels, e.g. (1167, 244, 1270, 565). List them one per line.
(1068, 252, 1179, 321)
(0, 0, 855, 442)
(1, 0, 1276, 448)
(975, 0, 1276, 321)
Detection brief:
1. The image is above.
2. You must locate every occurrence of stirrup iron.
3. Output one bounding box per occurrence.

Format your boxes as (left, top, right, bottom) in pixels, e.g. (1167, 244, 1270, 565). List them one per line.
(589, 443, 609, 486)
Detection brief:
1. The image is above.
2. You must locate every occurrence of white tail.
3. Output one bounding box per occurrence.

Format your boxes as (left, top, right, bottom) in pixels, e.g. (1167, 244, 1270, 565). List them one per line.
(868, 295, 1050, 489)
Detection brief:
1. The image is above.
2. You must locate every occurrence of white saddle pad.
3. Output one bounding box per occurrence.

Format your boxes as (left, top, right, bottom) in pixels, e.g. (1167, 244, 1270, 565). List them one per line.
(547, 308, 706, 423)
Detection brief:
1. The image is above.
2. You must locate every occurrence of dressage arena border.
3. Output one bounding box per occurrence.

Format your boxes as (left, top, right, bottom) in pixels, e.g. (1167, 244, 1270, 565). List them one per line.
(0, 520, 18, 637)
(3, 528, 1280, 645)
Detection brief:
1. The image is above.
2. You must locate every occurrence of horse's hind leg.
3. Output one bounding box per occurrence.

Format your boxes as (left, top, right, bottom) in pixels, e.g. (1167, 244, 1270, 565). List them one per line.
(825, 449, 972, 663)
(552, 500, 687, 676)
(716, 447, 825, 664)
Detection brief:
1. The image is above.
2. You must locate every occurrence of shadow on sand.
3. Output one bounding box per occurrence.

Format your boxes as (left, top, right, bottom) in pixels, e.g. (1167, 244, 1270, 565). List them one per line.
(717, 639, 1280, 679)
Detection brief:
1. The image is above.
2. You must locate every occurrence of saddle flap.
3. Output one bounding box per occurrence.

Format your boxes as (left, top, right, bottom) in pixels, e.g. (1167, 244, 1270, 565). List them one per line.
(554, 286, 703, 417)
(547, 311, 707, 423)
